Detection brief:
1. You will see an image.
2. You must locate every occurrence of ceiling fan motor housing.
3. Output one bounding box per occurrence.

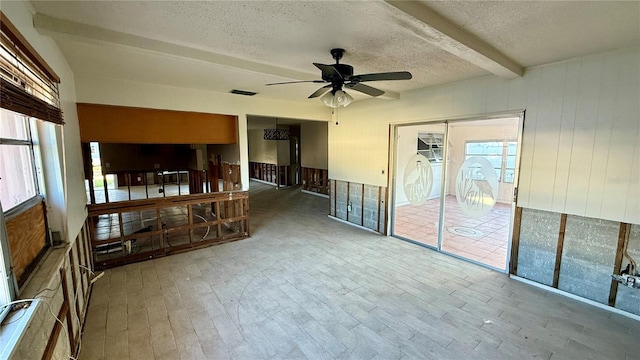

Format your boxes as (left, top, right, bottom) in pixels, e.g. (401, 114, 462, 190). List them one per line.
(321, 63, 354, 83)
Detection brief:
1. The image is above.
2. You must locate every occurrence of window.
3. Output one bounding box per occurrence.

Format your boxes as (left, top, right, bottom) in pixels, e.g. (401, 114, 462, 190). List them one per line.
(0, 110, 39, 211)
(0, 12, 62, 320)
(417, 133, 444, 163)
(465, 140, 517, 183)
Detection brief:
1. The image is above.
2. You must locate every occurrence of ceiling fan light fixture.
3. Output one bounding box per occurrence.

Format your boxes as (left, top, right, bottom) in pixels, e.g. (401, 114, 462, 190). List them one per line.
(336, 90, 353, 107)
(321, 89, 353, 108)
(321, 91, 337, 108)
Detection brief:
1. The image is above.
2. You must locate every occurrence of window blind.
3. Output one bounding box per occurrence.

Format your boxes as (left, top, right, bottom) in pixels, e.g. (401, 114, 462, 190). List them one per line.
(0, 12, 63, 125)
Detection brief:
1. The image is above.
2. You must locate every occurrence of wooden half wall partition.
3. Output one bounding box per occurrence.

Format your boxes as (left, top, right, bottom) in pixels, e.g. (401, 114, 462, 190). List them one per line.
(302, 167, 329, 195)
(77, 103, 237, 144)
(87, 191, 249, 270)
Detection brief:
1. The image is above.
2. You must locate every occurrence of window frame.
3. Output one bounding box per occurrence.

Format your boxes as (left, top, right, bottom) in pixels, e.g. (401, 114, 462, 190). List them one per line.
(0, 204, 16, 322)
(464, 140, 517, 183)
(0, 111, 41, 212)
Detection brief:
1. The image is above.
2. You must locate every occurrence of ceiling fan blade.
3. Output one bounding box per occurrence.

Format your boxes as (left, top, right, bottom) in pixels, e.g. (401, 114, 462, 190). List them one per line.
(350, 71, 412, 82)
(313, 63, 343, 80)
(346, 83, 385, 97)
(308, 85, 332, 98)
(266, 80, 325, 86)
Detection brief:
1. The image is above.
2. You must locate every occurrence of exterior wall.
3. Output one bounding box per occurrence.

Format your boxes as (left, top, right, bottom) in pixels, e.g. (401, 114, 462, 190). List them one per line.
(300, 121, 328, 170)
(3, 0, 87, 242)
(2, 1, 89, 358)
(330, 46, 640, 225)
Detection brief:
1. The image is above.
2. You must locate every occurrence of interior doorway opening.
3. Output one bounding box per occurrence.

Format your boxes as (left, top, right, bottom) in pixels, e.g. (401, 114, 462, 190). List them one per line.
(391, 114, 523, 271)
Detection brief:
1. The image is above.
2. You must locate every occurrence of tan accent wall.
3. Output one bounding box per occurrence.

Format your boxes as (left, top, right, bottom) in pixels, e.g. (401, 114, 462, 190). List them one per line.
(77, 103, 237, 144)
(247, 129, 277, 164)
(301, 121, 328, 169)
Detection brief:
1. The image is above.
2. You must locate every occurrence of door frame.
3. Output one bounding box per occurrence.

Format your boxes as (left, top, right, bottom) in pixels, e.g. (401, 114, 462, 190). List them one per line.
(389, 111, 526, 272)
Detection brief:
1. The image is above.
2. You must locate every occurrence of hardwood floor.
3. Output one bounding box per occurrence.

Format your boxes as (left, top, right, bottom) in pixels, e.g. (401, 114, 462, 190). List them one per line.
(79, 181, 640, 359)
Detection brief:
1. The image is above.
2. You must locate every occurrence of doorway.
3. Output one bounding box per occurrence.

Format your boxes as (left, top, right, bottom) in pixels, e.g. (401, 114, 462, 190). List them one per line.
(391, 115, 523, 271)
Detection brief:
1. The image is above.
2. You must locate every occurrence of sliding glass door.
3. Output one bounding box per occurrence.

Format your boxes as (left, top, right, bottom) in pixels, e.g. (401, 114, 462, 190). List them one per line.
(391, 116, 522, 271)
(392, 124, 445, 248)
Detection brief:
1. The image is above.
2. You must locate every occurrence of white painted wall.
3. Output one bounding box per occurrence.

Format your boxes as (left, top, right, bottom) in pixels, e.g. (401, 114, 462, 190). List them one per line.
(3, 0, 86, 242)
(330, 47, 640, 224)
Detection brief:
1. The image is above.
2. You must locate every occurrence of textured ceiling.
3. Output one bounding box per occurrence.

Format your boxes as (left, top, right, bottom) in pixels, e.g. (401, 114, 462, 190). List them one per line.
(30, 1, 640, 103)
(425, 1, 640, 67)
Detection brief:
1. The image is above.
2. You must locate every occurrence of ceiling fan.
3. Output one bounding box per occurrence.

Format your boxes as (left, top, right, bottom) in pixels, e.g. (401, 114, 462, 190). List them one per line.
(266, 48, 412, 107)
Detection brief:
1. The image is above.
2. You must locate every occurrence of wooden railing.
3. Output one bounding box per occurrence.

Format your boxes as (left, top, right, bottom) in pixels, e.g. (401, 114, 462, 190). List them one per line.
(87, 191, 249, 270)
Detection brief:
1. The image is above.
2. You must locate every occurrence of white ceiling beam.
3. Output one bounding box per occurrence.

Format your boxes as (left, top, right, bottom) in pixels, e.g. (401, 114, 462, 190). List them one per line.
(32, 13, 400, 99)
(383, 1, 524, 78)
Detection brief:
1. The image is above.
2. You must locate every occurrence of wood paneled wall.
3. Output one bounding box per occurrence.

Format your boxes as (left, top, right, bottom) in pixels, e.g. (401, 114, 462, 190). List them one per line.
(77, 103, 237, 144)
(5, 199, 48, 286)
(330, 47, 639, 224)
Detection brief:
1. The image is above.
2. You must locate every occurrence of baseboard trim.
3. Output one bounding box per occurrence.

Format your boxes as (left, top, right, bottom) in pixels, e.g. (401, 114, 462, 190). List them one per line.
(301, 189, 329, 198)
(328, 215, 380, 234)
(510, 275, 640, 322)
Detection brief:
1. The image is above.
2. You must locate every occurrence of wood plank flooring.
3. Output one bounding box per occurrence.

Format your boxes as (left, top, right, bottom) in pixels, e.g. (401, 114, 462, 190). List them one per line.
(79, 181, 640, 359)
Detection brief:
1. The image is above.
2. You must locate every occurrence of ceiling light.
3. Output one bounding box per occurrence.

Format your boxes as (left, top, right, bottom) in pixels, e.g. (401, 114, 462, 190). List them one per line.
(321, 89, 354, 108)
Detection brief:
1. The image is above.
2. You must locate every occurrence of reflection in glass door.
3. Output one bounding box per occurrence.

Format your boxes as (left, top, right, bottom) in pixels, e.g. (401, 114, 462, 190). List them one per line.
(391, 116, 521, 271)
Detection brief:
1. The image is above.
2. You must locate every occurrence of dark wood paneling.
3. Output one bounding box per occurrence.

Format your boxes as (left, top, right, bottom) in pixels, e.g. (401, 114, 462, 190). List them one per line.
(77, 103, 237, 144)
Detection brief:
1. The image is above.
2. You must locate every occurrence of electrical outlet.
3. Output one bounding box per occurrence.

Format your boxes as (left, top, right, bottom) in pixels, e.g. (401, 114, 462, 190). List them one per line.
(347, 202, 352, 212)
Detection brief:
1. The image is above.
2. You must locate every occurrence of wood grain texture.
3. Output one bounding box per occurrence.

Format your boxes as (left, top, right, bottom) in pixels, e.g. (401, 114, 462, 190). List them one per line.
(609, 223, 630, 306)
(553, 213, 568, 288)
(5, 200, 47, 284)
(509, 207, 523, 275)
(77, 103, 237, 144)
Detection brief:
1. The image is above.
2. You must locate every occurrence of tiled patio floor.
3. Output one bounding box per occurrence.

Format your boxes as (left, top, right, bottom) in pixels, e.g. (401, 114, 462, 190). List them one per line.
(393, 195, 512, 270)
